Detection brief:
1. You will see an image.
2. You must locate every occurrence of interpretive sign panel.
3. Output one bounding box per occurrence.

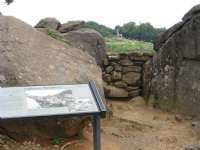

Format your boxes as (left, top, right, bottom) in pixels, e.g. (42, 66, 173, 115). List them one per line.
(0, 81, 105, 150)
(0, 81, 105, 119)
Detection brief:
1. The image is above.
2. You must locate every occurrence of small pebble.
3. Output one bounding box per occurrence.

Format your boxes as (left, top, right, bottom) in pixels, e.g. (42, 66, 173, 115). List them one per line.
(175, 115, 182, 122)
(192, 122, 198, 127)
(54, 145, 59, 148)
(3, 144, 9, 150)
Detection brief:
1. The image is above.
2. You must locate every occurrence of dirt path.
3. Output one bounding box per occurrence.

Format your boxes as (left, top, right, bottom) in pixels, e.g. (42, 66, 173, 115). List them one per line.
(68, 98, 200, 150)
(0, 97, 199, 150)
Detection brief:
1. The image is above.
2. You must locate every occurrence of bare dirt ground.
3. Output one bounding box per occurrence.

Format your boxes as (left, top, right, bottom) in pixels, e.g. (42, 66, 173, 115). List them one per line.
(0, 97, 200, 150)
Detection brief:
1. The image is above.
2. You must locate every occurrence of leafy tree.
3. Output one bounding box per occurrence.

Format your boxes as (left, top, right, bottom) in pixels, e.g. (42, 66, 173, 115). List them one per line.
(117, 22, 137, 38)
(5, 0, 13, 5)
(85, 21, 115, 37)
(117, 22, 166, 42)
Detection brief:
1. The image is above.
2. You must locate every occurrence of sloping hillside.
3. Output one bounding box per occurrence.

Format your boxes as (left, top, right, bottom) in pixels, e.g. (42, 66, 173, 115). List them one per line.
(105, 37, 154, 54)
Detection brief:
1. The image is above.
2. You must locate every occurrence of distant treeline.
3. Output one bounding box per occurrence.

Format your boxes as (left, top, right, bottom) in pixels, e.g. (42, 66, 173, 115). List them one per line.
(85, 21, 166, 43)
(86, 21, 116, 37)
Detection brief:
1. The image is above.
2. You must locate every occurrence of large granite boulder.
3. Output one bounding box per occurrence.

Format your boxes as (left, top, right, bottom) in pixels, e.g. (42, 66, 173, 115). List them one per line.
(0, 16, 103, 140)
(58, 21, 85, 33)
(35, 17, 61, 30)
(143, 4, 200, 117)
(35, 19, 106, 66)
(62, 28, 106, 66)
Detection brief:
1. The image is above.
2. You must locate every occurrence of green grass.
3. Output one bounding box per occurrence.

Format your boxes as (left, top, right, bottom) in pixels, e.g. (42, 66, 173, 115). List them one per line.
(105, 37, 155, 54)
(45, 28, 65, 42)
(37, 28, 72, 47)
(38, 28, 66, 42)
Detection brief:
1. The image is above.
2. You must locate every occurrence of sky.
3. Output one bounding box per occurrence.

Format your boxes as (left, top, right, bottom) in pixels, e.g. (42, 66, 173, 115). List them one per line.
(0, 0, 199, 29)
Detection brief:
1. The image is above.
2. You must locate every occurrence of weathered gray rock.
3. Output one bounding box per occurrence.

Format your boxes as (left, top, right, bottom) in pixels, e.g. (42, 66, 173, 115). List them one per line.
(142, 60, 153, 100)
(104, 85, 128, 98)
(103, 57, 109, 66)
(105, 66, 114, 73)
(126, 86, 140, 92)
(183, 4, 200, 22)
(154, 22, 184, 50)
(114, 81, 127, 88)
(133, 61, 145, 66)
(122, 72, 141, 85)
(120, 59, 133, 66)
(112, 71, 122, 81)
(143, 4, 200, 117)
(123, 66, 142, 73)
(103, 74, 112, 83)
(62, 28, 106, 66)
(119, 53, 128, 59)
(128, 89, 141, 98)
(35, 17, 61, 30)
(59, 21, 85, 33)
(108, 55, 120, 61)
(129, 53, 152, 62)
(176, 60, 200, 115)
(114, 64, 122, 72)
(0, 16, 103, 140)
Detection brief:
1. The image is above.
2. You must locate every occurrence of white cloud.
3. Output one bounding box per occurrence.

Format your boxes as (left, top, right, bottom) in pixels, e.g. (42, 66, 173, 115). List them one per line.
(0, 0, 199, 29)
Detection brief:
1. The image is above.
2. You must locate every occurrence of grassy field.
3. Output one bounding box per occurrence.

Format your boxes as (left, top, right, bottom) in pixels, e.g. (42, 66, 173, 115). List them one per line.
(105, 37, 155, 54)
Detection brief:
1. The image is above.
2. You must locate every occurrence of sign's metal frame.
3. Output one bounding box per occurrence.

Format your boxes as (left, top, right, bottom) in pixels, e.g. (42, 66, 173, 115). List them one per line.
(0, 80, 106, 150)
(89, 80, 106, 150)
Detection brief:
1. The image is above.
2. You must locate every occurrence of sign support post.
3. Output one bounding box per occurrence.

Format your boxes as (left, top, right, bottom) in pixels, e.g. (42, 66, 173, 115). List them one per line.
(93, 115, 101, 150)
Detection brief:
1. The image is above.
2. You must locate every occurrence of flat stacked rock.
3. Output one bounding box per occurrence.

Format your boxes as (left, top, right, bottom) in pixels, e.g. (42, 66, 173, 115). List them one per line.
(102, 53, 152, 98)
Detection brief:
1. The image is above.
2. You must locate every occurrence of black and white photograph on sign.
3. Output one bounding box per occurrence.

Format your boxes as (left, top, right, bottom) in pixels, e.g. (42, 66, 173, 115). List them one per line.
(0, 84, 100, 119)
(26, 89, 73, 109)
(25, 87, 97, 112)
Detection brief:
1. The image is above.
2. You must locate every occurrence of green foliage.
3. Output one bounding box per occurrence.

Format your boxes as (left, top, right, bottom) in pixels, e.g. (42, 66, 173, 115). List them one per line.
(46, 28, 59, 39)
(105, 37, 154, 54)
(37, 28, 72, 47)
(51, 137, 64, 145)
(85, 21, 115, 37)
(117, 22, 166, 42)
(85, 21, 166, 42)
(45, 28, 67, 42)
(5, 0, 13, 5)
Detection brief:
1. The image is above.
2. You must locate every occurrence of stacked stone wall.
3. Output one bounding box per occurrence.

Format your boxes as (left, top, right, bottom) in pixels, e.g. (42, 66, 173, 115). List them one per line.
(102, 53, 152, 98)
